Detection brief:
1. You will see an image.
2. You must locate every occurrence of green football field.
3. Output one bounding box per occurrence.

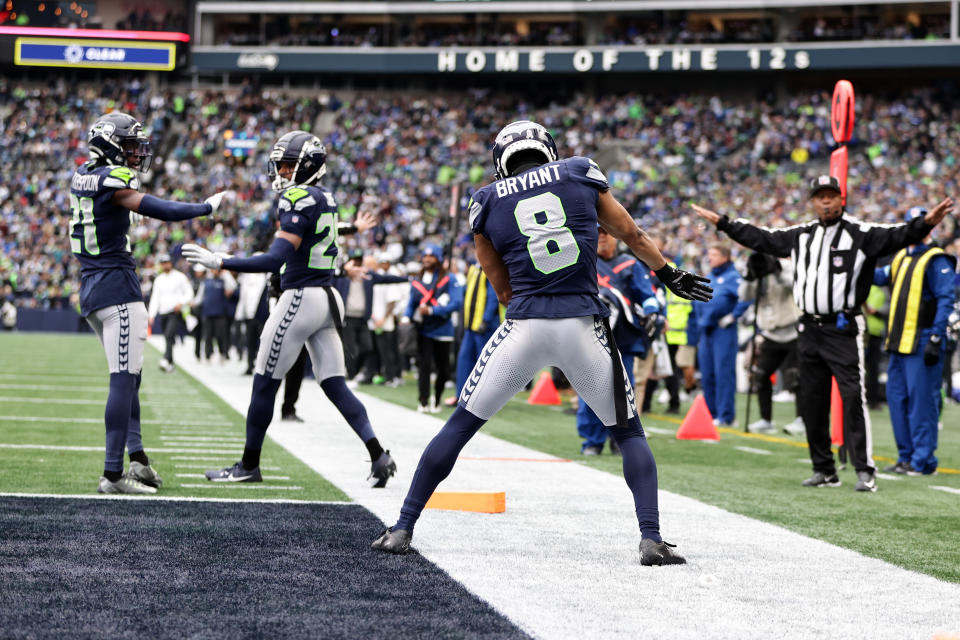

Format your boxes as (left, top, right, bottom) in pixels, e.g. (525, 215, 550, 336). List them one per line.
(1, 332, 958, 583)
(0, 332, 346, 502)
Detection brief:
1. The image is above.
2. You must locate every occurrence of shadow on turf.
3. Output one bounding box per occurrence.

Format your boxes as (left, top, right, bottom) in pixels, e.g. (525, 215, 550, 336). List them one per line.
(0, 497, 530, 640)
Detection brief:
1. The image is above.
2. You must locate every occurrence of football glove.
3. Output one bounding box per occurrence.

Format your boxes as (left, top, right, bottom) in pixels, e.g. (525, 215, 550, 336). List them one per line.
(642, 312, 660, 338)
(924, 334, 942, 366)
(182, 243, 231, 270)
(204, 191, 229, 214)
(655, 263, 713, 302)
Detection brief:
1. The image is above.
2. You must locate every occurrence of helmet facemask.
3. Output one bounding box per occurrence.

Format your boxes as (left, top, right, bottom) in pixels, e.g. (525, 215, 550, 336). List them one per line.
(269, 132, 327, 192)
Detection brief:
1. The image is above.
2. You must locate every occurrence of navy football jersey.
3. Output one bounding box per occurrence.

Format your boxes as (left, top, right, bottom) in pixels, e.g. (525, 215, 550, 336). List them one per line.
(469, 156, 610, 319)
(276, 184, 339, 290)
(69, 163, 143, 315)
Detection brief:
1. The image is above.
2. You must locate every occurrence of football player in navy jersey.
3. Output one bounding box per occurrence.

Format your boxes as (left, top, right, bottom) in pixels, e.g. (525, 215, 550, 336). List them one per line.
(71, 112, 228, 494)
(373, 120, 712, 565)
(183, 131, 398, 487)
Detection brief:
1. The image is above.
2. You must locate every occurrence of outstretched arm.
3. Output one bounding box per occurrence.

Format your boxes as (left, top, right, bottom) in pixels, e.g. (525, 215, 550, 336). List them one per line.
(183, 231, 301, 273)
(691, 203, 798, 258)
(112, 190, 228, 221)
(598, 191, 712, 302)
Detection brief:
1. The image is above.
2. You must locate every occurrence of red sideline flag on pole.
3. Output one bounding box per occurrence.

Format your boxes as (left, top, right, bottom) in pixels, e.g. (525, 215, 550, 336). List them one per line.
(830, 146, 849, 207)
(831, 80, 855, 144)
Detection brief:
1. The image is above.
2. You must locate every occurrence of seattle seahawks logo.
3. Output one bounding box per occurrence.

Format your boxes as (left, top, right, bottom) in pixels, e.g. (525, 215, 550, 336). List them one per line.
(89, 121, 116, 139)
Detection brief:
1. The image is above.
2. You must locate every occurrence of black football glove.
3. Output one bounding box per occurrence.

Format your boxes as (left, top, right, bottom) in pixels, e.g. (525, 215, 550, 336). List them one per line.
(924, 334, 942, 366)
(655, 263, 713, 302)
(642, 312, 660, 339)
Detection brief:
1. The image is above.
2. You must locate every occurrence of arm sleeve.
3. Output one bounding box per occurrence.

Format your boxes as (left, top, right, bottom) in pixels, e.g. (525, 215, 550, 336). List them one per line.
(221, 238, 297, 274)
(482, 280, 500, 325)
(929, 255, 957, 337)
(718, 216, 801, 259)
(369, 272, 409, 286)
(137, 194, 212, 221)
(861, 216, 936, 258)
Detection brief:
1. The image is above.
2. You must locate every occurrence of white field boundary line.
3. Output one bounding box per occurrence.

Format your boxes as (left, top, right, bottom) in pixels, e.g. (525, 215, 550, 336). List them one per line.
(175, 464, 281, 470)
(164, 337, 960, 640)
(0, 415, 233, 426)
(0, 492, 335, 504)
(0, 396, 214, 408)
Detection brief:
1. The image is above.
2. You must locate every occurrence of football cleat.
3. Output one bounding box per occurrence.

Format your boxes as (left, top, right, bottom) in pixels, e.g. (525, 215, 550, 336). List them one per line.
(205, 461, 262, 483)
(855, 471, 878, 492)
(97, 475, 157, 495)
(802, 472, 842, 488)
(371, 528, 412, 554)
(883, 461, 913, 475)
(128, 461, 163, 488)
(640, 539, 687, 566)
(368, 451, 397, 488)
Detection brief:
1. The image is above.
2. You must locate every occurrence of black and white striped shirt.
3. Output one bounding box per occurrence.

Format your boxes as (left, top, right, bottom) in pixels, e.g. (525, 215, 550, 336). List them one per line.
(718, 214, 933, 316)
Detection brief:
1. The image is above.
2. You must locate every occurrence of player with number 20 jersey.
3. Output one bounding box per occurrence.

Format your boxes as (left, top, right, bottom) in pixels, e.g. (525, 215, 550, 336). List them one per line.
(373, 120, 713, 565)
(182, 131, 398, 489)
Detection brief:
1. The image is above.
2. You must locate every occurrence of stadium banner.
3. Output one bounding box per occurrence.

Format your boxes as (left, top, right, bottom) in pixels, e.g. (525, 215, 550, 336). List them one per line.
(14, 37, 176, 71)
(192, 42, 960, 74)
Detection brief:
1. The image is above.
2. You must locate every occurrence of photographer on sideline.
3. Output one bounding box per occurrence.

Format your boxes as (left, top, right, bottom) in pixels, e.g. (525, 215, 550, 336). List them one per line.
(740, 253, 804, 435)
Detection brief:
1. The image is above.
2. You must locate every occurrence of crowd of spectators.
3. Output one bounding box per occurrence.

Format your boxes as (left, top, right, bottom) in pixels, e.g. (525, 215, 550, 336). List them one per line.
(2, 77, 960, 319)
(211, 12, 951, 48)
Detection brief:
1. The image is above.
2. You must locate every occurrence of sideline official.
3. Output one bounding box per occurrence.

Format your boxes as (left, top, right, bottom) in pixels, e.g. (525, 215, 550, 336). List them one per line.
(875, 207, 957, 476)
(693, 176, 954, 492)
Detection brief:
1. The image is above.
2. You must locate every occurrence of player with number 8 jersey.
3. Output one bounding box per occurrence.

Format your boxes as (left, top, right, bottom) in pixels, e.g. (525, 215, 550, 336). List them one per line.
(373, 120, 713, 565)
(181, 130, 398, 489)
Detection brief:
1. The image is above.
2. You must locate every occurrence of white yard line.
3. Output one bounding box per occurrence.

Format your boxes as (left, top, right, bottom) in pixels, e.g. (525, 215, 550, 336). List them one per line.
(175, 473, 290, 480)
(167, 338, 960, 640)
(0, 491, 329, 504)
(174, 464, 281, 470)
(0, 396, 213, 408)
(0, 415, 233, 427)
(930, 485, 960, 495)
(0, 443, 243, 454)
(734, 446, 773, 455)
(875, 473, 904, 481)
(643, 426, 675, 436)
(177, 483, 303, 490)
(0, 383, 198, 395)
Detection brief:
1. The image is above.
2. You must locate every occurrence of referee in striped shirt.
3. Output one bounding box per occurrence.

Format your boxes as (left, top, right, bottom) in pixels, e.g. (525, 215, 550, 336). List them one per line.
(693, 176, 954, 492)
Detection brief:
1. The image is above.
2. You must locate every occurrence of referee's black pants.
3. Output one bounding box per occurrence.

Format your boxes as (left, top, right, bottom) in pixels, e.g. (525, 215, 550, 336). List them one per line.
(797, 316, 874, 475)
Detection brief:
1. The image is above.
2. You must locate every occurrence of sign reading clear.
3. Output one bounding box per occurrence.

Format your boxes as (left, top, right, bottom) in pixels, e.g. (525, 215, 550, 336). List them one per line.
(14, 37, 175, 70)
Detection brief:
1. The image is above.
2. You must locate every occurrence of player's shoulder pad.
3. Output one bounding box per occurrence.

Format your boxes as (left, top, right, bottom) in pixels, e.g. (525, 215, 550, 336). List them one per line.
(468, 187, 493, 232)
(101, 165, 140, 190)
(278, 186, 318, 212)
(567, 156, 608, 186)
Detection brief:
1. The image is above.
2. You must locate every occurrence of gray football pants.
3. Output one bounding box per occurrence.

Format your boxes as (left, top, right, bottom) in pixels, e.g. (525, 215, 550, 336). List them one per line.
(459, 316, 637, 426)
(87, 302, 148, 374)
(256, 287, 347, 382)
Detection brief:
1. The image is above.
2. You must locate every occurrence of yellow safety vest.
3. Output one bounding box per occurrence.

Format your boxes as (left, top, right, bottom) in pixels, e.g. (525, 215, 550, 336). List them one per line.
(885, 246, 944, 354)
(463, 264, 489, 333)
(664, 264, 692, 345)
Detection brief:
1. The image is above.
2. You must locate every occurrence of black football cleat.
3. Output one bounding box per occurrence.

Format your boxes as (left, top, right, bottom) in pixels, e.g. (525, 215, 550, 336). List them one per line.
(368, 451, 397, 488)
(371, 528, 412, 554)
(205, 461, 262, 483)
(640, 539, 687, 566)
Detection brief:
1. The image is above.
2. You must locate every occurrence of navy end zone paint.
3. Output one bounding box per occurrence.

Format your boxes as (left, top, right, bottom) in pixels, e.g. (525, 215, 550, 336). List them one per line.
(0, 497, 530, 640)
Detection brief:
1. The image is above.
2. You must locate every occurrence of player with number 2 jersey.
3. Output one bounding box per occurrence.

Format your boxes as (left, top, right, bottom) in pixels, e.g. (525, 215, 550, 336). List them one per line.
(182, 131, 398, 489)
(373, 120, 713, 565)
